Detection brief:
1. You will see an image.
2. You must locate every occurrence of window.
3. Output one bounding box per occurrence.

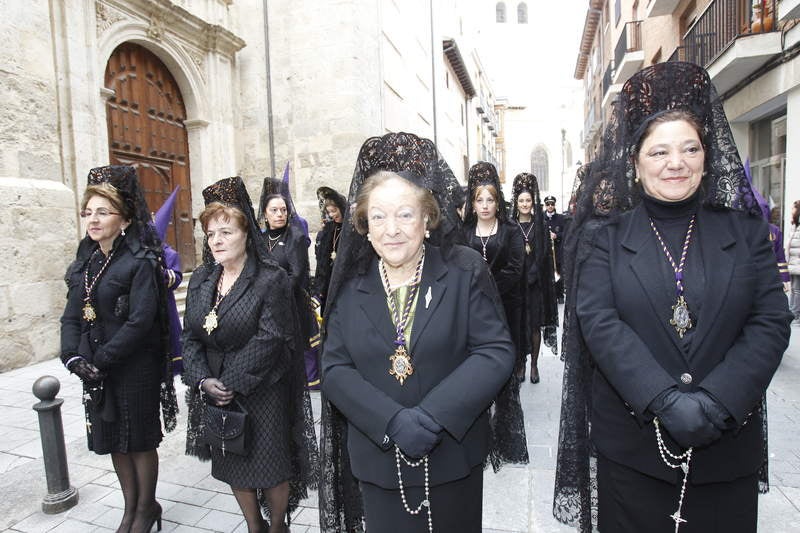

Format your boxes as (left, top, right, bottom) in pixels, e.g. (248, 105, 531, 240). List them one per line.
(517, 3, 528, 24)
(615, 0, 621, 26)
(496, 2, 506, 23)
(531, 145, 549, 190)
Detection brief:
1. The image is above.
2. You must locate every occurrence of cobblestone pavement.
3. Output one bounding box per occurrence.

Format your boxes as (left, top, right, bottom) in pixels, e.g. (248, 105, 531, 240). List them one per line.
(2, 323, 799, 532)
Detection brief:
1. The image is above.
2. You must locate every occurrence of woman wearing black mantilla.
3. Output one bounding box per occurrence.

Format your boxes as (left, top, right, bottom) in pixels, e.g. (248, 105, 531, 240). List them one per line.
(553, 62, 792, 533)
(462, 162, 525, 381)
(313, 185, 348, 313)
(60, 165, 178, 533)
(182, 177, 317, 533)
(509, 172, 559, 383)
(319, 132, 528, 532)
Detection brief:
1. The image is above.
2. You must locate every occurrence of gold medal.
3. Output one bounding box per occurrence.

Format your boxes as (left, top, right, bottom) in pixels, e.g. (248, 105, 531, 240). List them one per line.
(82, 302, 97, 322)
(389, 345, 414, 385)
(203, 309, 219, 335)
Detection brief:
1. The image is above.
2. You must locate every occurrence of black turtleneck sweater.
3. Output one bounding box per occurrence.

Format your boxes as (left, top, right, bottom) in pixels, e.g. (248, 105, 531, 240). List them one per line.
(641, 190, 705, 353)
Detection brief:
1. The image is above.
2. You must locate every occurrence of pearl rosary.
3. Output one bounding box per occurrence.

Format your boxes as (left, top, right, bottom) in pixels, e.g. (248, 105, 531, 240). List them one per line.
(654, 418, 692, 532)
(395, 446, 433, 532)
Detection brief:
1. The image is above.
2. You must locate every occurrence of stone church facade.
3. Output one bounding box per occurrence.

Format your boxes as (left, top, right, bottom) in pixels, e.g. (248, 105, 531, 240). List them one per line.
(0, 0, 497, 370)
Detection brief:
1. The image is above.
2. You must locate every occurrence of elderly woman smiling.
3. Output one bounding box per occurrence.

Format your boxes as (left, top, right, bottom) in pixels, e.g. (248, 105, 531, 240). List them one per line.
(321, 132, 527, 533)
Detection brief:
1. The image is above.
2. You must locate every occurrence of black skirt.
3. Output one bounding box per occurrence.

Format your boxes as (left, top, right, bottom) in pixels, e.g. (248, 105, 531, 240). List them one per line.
(597, 453, 758, 533)
(360, 464, 484, 532)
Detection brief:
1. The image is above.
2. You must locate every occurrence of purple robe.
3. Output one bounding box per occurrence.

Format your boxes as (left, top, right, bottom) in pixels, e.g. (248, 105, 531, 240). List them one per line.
(162, 244, 184, 374)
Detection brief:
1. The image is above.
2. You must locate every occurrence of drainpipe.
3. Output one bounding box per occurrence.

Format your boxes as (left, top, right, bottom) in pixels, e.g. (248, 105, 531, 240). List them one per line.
(429, 0, 438, 147)
(263, 0, 276, 178)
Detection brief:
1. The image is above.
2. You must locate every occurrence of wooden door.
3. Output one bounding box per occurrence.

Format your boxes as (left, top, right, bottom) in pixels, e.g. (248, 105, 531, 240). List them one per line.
(105, 43, 196, 270)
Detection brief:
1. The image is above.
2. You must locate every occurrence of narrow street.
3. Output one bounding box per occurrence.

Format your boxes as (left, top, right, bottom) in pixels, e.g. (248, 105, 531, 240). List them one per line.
(1, 320, 799, 532)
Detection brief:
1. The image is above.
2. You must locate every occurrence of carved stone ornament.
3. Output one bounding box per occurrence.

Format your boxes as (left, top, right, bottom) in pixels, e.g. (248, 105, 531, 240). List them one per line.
(147, 11, 166, 41)
(95, 2, 126, 36)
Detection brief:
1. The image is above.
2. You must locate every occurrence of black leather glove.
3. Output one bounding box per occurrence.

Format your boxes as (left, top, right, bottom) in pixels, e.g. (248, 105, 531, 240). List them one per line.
(68, 358, 105, 383)
(387, 407, 443, 459)
(649, 387, 721, 449)
(689, 390, 735, 431)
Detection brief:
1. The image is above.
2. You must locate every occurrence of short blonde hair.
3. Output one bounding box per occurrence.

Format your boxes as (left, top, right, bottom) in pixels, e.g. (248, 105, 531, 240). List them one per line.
(199, 202, 249, 233)
(81, 183, 131, 220)
(352, 171, 440, 235)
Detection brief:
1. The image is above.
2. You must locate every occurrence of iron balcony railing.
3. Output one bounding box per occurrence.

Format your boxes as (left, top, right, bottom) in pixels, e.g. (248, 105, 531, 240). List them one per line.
(668, 0, 776, 66)
(614, 20, 642, 70)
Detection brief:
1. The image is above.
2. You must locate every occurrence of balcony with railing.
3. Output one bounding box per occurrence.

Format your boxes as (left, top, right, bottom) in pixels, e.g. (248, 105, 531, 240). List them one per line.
(668, 0, 781, 94)
(646, 0, 682, 17)
(582, 100, 601, 147)
(613, 21, 644, 84)
(602, 61, 622, 108)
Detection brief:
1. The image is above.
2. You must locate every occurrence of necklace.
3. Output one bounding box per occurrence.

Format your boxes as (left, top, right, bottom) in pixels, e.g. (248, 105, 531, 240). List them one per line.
(476, 219, 498, 261)
(379, 246, 425, 385)
(203, 269, 238, 335)
(330, 224, 341, 261)
(654, 418, 692, 532)
(649, 216, 696, 338)
(82, 249, 116, 322)
(267, 230, 284, 253)
(395, 446, 433, 532)
(517, 219, 533, 254)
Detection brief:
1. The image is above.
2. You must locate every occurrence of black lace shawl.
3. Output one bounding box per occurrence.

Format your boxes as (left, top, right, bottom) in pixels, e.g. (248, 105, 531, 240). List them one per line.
(553, 62, 763, 532)
(71, 165, 178, 432)
(463, 161, 508, 224)
(185, 177, 318, 520)
(510, 172, 559, 353)
(318, 133, 528, 532)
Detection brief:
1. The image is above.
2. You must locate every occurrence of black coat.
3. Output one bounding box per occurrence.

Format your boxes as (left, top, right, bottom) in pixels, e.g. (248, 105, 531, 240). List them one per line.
(577, 204, 791, 485)
(182, 254, 299, 487)
(266, 225, 313, 344)
(321, 245, 514, 489)
(545, 211, 566, 268)
(60, 236, 163, 454)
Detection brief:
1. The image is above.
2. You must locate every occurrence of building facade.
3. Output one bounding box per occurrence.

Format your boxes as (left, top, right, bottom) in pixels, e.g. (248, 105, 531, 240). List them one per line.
(0, 0, 503, 370)
(575, 0, 800, 234)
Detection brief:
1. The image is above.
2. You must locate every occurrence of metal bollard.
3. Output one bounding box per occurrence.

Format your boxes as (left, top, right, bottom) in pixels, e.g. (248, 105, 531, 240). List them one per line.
(32, 376, 79, 514)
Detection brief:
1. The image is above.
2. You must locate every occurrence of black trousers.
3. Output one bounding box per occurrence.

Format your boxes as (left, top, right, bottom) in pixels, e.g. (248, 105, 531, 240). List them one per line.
(597, 454, 758, 533)
(360, 463, 483, 532)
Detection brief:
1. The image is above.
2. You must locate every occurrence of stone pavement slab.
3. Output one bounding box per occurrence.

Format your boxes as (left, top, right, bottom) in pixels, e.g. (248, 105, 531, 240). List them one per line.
(2, 323, 800, 531)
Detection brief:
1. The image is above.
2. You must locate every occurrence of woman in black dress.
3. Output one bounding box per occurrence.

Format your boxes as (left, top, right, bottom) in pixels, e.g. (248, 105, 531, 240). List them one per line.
(553, 62, 792, 533)
(318, 133, 528, 532)
(60, 165, 177, 533)
(509, 172, 559, 383)
(313, 186, 348, 313)
(462, 162, 525, 380)
(182, 177, 316, 533)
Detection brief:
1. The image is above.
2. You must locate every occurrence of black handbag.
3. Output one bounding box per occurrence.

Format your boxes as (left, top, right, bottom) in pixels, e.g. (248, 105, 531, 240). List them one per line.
(200, 399, 250, 456)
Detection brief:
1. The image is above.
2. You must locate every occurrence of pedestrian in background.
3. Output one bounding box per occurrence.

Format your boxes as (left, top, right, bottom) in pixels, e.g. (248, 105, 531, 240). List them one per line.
(553, 62, 791, 533)
(786, 200, 800, 322)
(61, 165, 178, 533)
(510, 172, 559, 383)
(543, 195, 566, 303)
(313, 185, 348, 314)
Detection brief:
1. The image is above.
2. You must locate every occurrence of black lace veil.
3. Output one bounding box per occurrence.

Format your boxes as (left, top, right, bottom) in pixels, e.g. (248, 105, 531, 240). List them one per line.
(188, 177, 318, 521)
(316, 186, 348, 222)
(510, 172, 559, 353)
(81, 165, 179, 432)
(318, 132, 528, 532)
(553, 62, 761, 532)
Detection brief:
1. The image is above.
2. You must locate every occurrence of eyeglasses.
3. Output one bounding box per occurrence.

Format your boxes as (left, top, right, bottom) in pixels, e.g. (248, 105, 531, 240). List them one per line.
(544, 202, 556, 206)
(80, 209, 120, 219)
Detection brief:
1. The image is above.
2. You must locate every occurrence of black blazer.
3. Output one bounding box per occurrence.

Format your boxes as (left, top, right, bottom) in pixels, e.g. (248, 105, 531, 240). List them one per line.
(321, 245, 514, 489)
(577, 204, 792, 484)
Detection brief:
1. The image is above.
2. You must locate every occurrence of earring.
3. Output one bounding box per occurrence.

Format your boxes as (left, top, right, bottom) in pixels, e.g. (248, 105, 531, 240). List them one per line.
(425, 230, 431, 239)
(121, 227, 126, 236)
(366, 233, 371, 241)
(634, 175, 640, 184)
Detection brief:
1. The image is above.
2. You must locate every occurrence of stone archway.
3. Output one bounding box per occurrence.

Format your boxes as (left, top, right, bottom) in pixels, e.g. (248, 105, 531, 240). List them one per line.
(105, 42, 195, 269)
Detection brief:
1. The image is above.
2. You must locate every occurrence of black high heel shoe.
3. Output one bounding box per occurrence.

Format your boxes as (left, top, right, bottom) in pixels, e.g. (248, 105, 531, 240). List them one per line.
(530, 365, 540, 384)
(132, 502, 161, 533)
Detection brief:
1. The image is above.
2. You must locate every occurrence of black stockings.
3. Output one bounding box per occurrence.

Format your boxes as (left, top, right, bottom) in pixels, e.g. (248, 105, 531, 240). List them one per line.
(232, 482, 290, 533)
(112, 450, 160, 533)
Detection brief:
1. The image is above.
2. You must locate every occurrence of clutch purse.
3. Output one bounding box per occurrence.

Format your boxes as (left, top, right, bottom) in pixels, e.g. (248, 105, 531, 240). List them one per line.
(200, 399, 250, 456)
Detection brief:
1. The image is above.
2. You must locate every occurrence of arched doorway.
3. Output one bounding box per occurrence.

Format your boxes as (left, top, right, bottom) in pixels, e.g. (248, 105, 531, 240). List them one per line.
(105, 42, 195, 270)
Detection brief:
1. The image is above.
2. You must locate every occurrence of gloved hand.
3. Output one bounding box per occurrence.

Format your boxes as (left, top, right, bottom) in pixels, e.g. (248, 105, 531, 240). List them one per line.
(68, 358, 105, 383)
(689, 390, 734, 431)
(387, 407, 443, 459)
(649, 387, 721, 449)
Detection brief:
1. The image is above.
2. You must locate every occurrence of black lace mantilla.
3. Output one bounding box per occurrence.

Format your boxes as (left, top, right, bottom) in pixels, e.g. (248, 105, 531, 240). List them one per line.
(553, 62, 762, 532)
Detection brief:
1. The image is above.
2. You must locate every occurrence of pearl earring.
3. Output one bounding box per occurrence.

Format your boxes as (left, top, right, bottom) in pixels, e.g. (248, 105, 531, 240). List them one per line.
(121, 227, 126, 236)
(366, 233, 371, 241)
(425, 230, 431, 239)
